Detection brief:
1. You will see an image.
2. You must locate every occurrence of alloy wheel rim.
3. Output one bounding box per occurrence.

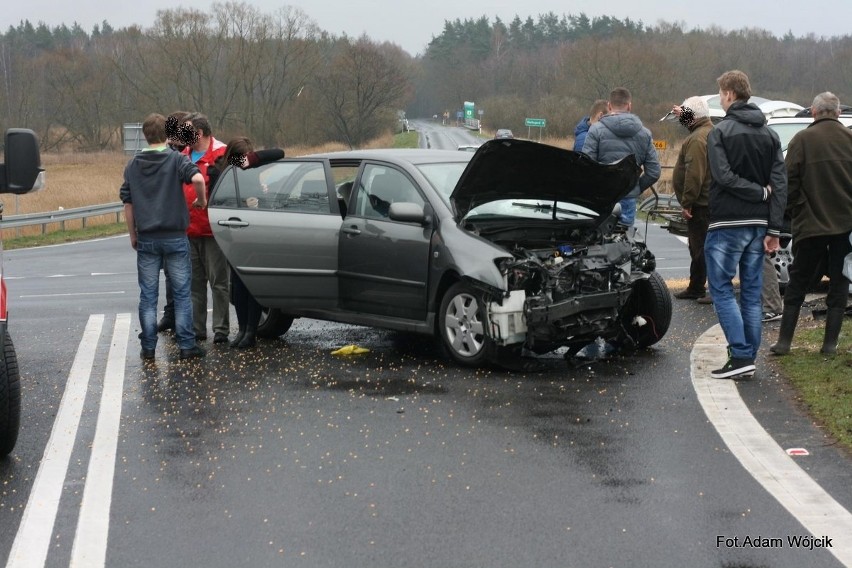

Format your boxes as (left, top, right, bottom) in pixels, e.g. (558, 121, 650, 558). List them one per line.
(444, 292, 485, 357)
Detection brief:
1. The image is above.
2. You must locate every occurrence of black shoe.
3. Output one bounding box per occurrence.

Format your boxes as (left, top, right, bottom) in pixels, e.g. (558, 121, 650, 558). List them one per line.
(179, 345, 206, 360)
(235, 330, 256, 349)
(674, 289, 705, 300)
(195, 333, 208, 341)
(229, 328, 246, 348)
(140, 348, 155, 360)
(213, 332, 229, 344)
(157, 318, 175, 332)
(710, 358, 755, 379)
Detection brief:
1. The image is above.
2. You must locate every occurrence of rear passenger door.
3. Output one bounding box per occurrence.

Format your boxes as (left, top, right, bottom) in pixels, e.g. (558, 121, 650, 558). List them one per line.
(208, 159, 342, 311)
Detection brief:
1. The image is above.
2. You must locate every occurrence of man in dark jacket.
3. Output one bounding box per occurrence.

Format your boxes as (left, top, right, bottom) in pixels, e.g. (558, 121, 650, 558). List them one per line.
(671, 96, 713, 301)
(582, 88, 660, 227)
(572, 99, 608, 152)
(705, 70, 787, 379)
(771, 91, 852, 356)
(120, 113, 207, 360)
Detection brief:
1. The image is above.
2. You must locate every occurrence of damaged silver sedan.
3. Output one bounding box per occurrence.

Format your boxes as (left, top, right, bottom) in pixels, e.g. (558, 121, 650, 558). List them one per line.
(208, 139, 672, 367)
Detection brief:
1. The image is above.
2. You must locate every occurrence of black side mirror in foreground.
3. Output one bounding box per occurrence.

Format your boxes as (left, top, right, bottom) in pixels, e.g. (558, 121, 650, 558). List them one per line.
(0, 129, 44, 195)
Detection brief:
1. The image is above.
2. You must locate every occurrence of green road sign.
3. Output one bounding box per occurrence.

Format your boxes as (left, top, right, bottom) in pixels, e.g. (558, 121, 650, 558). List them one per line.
(525, 118, 546, 127)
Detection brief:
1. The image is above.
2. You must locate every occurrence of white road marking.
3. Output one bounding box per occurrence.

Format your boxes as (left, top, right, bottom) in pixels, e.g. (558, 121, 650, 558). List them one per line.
(70, 314, 130, 568)
(20, 292, 126, 298)
(6, 315, 104, 568)
(692, 324, 852, 566)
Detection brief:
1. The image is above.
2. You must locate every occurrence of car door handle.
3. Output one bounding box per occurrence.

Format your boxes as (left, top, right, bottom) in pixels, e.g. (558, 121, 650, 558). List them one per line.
(341, 226, 361, 236)
(218, 219, 249, 228)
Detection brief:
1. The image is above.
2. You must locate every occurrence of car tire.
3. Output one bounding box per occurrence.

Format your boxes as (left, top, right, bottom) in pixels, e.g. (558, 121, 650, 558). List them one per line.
(255, 308, 295, 339)
(620, 271, 672, 348)
(0, 332, 21, 458)
(438, 282, 492, 366)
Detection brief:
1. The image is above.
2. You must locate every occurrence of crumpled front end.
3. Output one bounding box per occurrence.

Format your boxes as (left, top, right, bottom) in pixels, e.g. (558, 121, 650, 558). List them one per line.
(484, 230, 655, 352)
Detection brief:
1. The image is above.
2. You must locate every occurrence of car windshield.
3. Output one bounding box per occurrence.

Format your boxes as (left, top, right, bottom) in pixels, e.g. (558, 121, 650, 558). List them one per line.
(416, 162, 468, 205)
(464, 199, 598, 221)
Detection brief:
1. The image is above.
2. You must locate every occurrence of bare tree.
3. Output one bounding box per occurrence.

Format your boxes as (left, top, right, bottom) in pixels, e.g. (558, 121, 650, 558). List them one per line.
(315, 37, 412, 147)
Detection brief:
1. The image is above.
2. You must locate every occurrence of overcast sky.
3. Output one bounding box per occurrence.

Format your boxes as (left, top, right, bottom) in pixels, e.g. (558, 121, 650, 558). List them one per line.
(3, 0, 849, 55)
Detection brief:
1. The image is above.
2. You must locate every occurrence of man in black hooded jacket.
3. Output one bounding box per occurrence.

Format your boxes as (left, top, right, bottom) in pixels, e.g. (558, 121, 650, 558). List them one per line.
(705, 70, 787, 379)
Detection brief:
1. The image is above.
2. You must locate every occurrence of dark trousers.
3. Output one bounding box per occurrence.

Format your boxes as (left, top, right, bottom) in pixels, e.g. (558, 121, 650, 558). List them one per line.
(230, 267, 262, 330)
(783, 232, 852, 310)
(685, 205, 709, 294)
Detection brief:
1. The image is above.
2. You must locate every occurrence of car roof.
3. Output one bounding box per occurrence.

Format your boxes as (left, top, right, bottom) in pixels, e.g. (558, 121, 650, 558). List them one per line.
(767, 116, 852, 126)
(660, 94, 804, 122)
(304, 148, 472, 165)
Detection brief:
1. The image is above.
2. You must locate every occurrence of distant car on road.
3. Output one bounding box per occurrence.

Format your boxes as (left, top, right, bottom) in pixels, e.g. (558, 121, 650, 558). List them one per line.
(494, 129, 514, 139)
(207, 140, 671, 367)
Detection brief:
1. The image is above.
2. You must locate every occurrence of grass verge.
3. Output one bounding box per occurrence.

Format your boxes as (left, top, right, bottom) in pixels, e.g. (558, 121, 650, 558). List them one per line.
(3, 222, 127, 250)
(772, 322, 852, 452)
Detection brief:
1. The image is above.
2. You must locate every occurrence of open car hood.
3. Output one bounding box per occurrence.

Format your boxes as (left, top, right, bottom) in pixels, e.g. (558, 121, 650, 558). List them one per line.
(450, 139, 640, 221)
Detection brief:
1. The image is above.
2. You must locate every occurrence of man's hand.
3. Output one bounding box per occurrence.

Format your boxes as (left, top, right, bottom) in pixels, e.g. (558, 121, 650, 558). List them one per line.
(682, 207, 692, 220)
(764, 235, 780, 254)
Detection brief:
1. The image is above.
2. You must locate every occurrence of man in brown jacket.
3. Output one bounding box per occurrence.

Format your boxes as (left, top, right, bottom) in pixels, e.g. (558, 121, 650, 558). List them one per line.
(771, 91, 852, 355)
(671, 96, 713, 301)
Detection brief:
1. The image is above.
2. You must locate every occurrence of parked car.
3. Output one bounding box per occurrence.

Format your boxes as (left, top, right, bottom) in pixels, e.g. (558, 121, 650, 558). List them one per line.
(767, 109, 852, 155)
(208, 139, 671, 366)
(660, 95, 804, 124)
(494, 129, 514, 139)
(1, 129, 44, 457)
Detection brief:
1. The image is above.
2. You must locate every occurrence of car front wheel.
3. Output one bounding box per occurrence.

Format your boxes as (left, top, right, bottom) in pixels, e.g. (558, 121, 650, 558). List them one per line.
(620, 271, 672, 348)
(438, 282, 492, 366)
(0, 332, 21, 458)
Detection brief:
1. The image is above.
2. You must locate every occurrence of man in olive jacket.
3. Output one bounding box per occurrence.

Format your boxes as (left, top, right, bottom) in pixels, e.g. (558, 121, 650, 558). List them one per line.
(671, 96, 713, 300)
(771, 91, 852, 356)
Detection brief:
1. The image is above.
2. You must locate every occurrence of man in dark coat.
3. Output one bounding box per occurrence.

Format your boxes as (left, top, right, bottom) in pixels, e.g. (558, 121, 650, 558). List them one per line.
(771, 91, 852, 356)
(573, 99, 608, 152)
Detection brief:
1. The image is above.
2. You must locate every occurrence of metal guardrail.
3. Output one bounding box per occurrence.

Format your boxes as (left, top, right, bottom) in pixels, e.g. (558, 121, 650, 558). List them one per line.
(0, 202, 123, 233)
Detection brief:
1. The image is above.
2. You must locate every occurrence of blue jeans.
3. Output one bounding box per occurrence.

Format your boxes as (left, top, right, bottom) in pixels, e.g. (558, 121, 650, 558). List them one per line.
(137, 237, 196, 350)
(619, 197, 637, 226)
(705, 227, 766, 361)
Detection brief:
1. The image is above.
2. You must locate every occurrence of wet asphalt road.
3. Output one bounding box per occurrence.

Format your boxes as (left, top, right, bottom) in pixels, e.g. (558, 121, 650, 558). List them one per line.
(1, 208, 850, 564)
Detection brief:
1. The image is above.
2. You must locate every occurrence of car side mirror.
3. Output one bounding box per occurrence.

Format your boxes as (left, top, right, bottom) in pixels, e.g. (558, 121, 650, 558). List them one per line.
(0, 129, 44, 195)
(388, 202, 427, 225)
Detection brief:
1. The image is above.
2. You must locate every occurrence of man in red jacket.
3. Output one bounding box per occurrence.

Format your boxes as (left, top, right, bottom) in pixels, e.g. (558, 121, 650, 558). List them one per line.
(182, 113, 230, 343)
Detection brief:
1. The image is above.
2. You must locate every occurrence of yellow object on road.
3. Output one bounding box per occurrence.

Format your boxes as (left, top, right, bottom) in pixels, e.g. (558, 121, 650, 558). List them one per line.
(331, 345, 370, 355)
